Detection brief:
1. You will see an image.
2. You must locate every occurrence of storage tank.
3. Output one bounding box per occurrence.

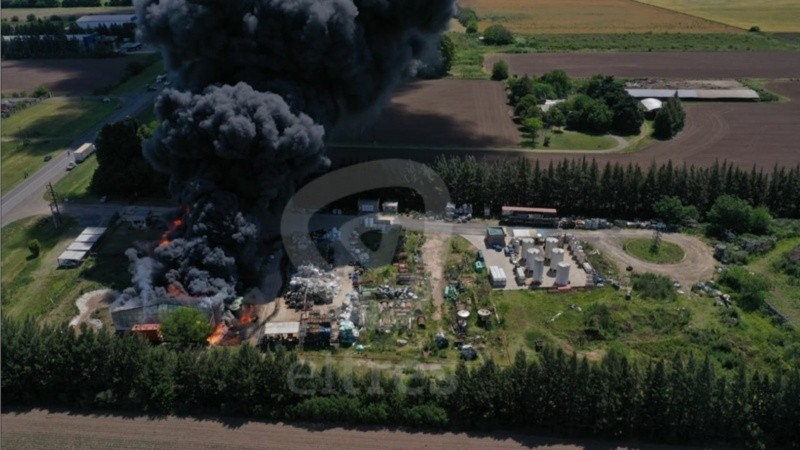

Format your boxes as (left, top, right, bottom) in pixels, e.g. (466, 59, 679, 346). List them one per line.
(555, 261, 571, 286)
(545, 237, 559, 259)
(550, 247, 565, 270)
(532, 257, 545, 284)
(521, 238, 535, 255)
(525, 248, 538, 271)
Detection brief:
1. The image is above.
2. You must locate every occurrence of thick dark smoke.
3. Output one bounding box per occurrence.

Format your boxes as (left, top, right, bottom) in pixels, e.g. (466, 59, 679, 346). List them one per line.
(112, 0, 455, 325)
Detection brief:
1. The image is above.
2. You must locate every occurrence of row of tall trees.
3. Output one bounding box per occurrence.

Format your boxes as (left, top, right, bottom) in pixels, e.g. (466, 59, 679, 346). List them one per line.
(654, 95, 686, 139)
(432, 157, 800, 219)
(3, 318, 799, 448)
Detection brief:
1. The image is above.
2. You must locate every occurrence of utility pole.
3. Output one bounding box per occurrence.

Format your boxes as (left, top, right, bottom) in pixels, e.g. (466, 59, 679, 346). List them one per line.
(46, 182, 61, 229)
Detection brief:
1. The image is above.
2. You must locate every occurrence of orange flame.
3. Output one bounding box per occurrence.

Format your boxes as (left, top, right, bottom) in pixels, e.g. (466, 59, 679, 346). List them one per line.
(207, 322, 227, 345)
(239, 304, 256, 325)
(159, 217, 185, 248)
(167, 284, 184, 298)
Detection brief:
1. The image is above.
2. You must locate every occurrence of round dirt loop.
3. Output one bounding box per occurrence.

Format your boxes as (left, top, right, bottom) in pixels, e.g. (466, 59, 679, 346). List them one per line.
(575, 229, 715, 288)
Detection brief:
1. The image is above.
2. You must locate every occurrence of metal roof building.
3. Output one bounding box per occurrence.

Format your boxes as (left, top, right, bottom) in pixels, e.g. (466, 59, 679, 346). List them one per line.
(640, 98, 663, 112)
(626, 88, 758, 101)
(76, 14, 137, 30)
(57, 227, 107, 268)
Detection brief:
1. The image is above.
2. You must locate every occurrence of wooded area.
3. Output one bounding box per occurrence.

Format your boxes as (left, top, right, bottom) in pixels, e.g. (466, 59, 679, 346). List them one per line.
(2, 318, 798, 448)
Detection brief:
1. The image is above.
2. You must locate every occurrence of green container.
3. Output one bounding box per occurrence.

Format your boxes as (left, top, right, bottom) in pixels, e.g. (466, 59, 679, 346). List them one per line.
(474, 260, 485, 273)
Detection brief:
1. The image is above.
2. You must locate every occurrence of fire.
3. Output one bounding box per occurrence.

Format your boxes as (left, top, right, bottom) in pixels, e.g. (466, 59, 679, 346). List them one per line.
(167, 284, 184, 297)
(206, 322, 227, 345)
(159, 215, 186, 248)
(239, 304, 256, 325)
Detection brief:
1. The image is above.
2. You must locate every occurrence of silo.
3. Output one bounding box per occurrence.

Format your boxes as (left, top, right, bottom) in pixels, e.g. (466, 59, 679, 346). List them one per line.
(525, 248, 538, 271)
(521, 238, 535, 255)
(550, 247, 565, 270)
(532, 257, 545, 283)
(545, 237, 559, 259)
(555, 262, 571, 286)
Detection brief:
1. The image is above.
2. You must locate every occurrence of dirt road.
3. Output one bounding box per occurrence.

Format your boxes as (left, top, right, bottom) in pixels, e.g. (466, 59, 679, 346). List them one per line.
(576, 229, 716, 287)
(1, 409, 713, 450)
(421, 234, 447, 321)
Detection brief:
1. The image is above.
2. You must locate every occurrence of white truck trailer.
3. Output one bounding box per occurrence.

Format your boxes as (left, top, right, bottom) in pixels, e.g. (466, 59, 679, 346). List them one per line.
(74, 142, 95, 163)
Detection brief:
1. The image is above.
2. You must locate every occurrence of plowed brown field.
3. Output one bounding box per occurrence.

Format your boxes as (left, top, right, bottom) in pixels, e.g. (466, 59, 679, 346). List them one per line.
(331, 80, 800, 169)
(0, 409, 715, 450)
(485, 52, 800, 79)
(1, 59, 130, 95)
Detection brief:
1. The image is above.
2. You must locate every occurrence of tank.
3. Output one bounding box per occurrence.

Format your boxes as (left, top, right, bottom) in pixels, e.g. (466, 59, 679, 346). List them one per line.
(521, 238, 535, 255)
(545, 237, 559, 259)
(532, 257, 545, 283)
(555, 261, 571, 286)
(525, 248, 538, 270)
(550, 247, 565, 270)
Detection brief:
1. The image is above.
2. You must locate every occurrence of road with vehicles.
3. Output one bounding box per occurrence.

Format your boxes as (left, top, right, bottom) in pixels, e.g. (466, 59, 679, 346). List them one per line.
(0, 90, 158, 227)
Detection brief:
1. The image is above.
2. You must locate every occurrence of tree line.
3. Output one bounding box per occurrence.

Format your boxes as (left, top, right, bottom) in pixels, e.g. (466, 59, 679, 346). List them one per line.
(2, 318, 798, 448)
(432, 157, 800, 219)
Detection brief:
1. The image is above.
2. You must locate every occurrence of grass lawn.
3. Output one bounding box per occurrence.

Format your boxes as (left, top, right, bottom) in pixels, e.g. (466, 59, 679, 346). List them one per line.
(1, 215, 161, 325)
(111, 60, 165, 95)
(637, 0, 800, 33)
(746, 237, 800, 324)
(493, 287, 800, 373)
(624, 238, 685, 264)
(534, 130, 618, 150)
(52, 156, 99, 203)
(1, 97, 121, 194)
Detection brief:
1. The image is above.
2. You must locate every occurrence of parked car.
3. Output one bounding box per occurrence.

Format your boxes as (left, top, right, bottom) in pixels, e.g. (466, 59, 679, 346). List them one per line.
(43, 155, 52, 161)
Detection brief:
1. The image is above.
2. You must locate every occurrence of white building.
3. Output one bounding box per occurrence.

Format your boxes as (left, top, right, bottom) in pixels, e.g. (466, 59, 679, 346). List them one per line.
(76, 14, 137, 30)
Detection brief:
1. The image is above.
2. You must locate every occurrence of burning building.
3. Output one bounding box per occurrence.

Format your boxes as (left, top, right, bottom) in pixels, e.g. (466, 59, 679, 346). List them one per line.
(112, 0, 455, 336)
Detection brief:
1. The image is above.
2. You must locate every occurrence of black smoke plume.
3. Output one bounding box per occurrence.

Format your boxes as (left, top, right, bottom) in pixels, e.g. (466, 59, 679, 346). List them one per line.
(112, 0, 455, 326)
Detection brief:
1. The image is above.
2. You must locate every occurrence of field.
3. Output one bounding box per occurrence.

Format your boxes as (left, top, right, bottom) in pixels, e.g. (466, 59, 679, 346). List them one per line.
(0, 6, 133, 20)
(637, 0, 800, 33)
(1, 59, 132, 95)
(458, 0, 738, 34)
(0, 410, 708, 450)
(52, 156, 98, 202)
(486, 52, 800, 79)
(337, 79, 520, 149)
(0, 215, 160, 325)
(111, 60, 165, 95)
(623, 238, 685, 264)
(535, 130, 619, 151)
(1, 97, 121, 194)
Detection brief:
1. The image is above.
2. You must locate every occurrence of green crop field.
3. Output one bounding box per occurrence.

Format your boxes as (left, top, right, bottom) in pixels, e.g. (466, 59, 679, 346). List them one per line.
(624, 238, 686, 263)
(533, 130, 618, 151)
(1, 97, 120, 194)
(636, 0, 800, 33)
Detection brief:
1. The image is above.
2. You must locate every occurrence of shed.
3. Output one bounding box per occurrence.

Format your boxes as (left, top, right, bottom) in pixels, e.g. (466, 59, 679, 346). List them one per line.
(485, 226, 506, 247)
(358, 199, 380, 214)
(382, 201, 399, 214)
(120, 207, 151, 229)
(262, 321, 301, 336)
(640, 98, 662, 112)
(58, 250, 88, 268)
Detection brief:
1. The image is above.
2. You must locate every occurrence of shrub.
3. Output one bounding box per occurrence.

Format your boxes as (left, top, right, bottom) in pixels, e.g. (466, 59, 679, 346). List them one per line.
(750, 206, 772, 234)
(28, 239, 41, 258)
(707, 195, 753, 236)
(483, 24, 513, 45)
(719, 267, 769, 311)
(513, 94, 542, 118)
(749, 26, 761, 32)
(491, 60, 509, 81)
(32, 85, 50, 98)
(632, 273, 676, 301)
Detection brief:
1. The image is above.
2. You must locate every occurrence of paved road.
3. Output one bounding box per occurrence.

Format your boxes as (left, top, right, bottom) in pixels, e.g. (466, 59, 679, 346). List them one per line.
(0, 91, 158, 227)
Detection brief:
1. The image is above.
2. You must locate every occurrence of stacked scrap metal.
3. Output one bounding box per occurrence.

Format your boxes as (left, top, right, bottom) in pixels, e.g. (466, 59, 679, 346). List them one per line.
(285, 265, 341, 308)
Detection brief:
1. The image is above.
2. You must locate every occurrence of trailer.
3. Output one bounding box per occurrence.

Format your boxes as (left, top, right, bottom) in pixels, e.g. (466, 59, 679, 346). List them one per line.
(74, 142, 95, 163)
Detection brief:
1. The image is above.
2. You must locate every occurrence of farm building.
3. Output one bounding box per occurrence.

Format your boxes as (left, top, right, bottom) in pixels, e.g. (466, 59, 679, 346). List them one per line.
(640, 98, 663, 118)
(485, 227, 506, 247)
(57, 227, 107, 268)
(501, 206, 558, 227)
(76, 14, 137, 30)
(626, 88, 758, 101)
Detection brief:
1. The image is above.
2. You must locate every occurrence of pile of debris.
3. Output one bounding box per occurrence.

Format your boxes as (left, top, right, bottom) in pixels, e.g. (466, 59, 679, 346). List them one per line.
(373, 285, 417, 300)
(286, 265, 341, 309)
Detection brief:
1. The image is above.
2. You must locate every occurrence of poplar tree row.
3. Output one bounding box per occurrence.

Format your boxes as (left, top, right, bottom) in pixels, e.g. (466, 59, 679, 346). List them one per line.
(432, 157, 800, 219)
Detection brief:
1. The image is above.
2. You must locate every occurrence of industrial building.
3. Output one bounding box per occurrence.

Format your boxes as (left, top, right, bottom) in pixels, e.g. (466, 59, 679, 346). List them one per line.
(57, 227, 107, 268)
(501, 206, 558, 227)
(75, 14, 137, 30)
(484, 226, 506, 247)
(357, 199, 380, 214)
(119, 207, 151, 230)
(260, 321, 301, 349)
(626, 88, 758, 101)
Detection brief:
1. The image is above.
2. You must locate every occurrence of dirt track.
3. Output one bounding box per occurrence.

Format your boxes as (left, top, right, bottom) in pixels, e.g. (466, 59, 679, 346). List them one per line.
(575, 229, 716, 288)
(1, 59, 130, 95)
(486, 52, 800, 79)
(1, 410, 714, 450)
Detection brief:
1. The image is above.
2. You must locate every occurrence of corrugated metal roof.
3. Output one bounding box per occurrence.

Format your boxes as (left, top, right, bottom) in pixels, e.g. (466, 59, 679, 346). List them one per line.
(263, 321, 300, 335)
(626, 88, 758, 100)
(75, 233, 102, 243)
(640, 98, 663, 112)
(67, 242, 93, 252)
(76, 14, 137, 23)
(58, 250, 88, 262)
